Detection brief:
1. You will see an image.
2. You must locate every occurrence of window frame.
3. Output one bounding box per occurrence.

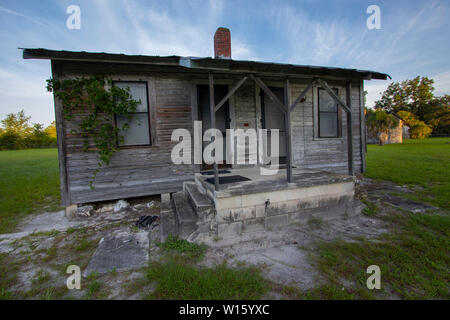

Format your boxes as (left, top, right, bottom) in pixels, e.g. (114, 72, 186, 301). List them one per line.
(112, 80, 152, 148)
(317, 87, 342, 139)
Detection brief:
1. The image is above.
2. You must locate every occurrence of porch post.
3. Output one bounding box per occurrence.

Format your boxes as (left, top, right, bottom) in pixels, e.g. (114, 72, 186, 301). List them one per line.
(346, 81, 354, 175)
(208, 72, 219, 191)
(284, 78, 293, 183)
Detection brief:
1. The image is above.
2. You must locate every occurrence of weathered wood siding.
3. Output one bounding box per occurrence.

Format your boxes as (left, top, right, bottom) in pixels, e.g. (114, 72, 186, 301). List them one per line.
(230, 82, 258, 165)
(52, 61, 196, 205)
(290, 80, 363, 174)
(52, 60, 365, 205)
(229, 78, 364, 174)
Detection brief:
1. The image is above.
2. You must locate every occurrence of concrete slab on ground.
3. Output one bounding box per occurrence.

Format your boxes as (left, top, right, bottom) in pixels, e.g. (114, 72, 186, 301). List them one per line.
(83, 230, 149, 277)
(230, 245, 317, 288)
(383, 194, 438, 213)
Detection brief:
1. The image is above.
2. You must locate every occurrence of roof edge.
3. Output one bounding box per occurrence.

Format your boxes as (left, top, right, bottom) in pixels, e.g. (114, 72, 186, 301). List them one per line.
(22, 48, 390, 80)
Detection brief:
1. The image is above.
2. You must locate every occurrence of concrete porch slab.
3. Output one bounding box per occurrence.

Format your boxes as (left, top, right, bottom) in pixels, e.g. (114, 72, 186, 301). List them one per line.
(197, 167, 354, 198)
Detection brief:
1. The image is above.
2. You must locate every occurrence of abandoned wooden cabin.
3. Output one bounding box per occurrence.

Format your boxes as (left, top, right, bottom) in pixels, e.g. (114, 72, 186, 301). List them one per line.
(23, 27, 389, 239)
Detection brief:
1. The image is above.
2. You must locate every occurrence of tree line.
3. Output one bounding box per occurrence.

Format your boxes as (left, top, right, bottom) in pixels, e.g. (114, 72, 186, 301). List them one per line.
(366, 76, 449, 144)
(0, 110, 57, 150)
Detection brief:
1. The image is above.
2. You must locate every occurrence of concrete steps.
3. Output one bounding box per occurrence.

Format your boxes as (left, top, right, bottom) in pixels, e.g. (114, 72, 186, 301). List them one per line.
(172, 191, 198, 239)
(159, 198, 176, 242)
(184, 182, 214, 216)
(159, 181, 216, 241)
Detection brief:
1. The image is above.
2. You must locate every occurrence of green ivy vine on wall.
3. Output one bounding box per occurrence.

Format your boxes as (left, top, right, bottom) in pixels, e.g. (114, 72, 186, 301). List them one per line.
(46, 76, 140, 188)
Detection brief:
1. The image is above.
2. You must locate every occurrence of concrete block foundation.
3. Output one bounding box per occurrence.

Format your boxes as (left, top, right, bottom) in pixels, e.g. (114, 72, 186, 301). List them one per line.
(195, 167, 361, 239)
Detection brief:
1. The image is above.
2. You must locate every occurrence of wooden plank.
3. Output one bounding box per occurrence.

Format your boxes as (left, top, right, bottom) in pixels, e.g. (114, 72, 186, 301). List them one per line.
(290, 78, 316, 112)
(284, 79, 293, 182)
(214, 75, 247, 112)
(70, 176, 192, 203)
(360, 79, 366, 173)
(209, 72, 219, 191)
(147, 79, 158, 146)
(51, 61, 70, 206)
(346, 81, 354, 175)
(249, 74, 287, 113)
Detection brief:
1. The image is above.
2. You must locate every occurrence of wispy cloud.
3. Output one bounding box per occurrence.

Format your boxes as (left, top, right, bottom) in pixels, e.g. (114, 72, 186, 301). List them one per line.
(0, 4, 64, 32)
(431, 70, 450, 96)
(0, 64, 53, 125)
(0, 0, 449, 124)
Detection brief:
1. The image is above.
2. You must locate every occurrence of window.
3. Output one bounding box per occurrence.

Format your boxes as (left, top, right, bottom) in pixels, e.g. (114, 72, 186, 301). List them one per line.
(114, 82, 151, 146)
(318, 88, 340, 138)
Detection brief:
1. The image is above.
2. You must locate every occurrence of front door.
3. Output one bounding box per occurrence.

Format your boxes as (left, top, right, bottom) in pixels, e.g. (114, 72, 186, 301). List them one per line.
(261, 88, 286, 164)
(197, 85, 230, 170)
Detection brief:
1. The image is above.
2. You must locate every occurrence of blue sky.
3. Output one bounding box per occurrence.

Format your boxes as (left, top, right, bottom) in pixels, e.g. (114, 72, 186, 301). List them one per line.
(0, 0, 449, 126)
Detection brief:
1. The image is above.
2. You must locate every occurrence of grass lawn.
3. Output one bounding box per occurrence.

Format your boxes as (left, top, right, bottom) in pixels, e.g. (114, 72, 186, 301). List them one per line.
(0, 140, 448, 300)
(365, 137, 450, 210)
(303, 137, 450, 299)
(305, 211, 450, 299)
(0, 148, 61, 234)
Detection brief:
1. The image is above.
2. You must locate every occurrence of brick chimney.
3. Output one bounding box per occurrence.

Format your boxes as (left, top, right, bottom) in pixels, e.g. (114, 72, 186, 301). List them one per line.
(214, 27, 231, 59)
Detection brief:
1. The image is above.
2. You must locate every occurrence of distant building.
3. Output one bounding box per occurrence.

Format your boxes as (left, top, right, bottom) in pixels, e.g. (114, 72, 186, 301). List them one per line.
(367, 112, 407, 144)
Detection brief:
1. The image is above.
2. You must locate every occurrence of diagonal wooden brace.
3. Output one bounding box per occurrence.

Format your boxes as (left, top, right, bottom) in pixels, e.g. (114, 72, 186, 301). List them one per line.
(249, 74, 287, 114)
(316, 78, 351, 113)
(214, 75, 248, 113)
(290, 78, 317, 112)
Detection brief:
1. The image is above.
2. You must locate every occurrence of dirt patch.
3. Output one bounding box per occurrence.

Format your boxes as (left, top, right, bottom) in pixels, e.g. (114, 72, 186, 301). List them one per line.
(197, 210, 389, 291)
(1, 178, 441, 299)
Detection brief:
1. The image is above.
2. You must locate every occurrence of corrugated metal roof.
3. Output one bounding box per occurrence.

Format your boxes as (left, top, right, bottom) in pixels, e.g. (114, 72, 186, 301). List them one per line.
(22, 48, 390, 80)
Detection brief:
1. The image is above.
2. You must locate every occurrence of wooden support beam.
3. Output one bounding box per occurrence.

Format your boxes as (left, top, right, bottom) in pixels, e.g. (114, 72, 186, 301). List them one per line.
(290, 78, 316, 112)
(208, 72, 219, 191)
(346, 81, 354, 176)
(214, 75, 248, 113)
(317, 78, 351, 113)
(249, 74, 287, 114)
(359, 79, 366, 172)
(51, 61, 70, 206)
(284, 78, 293, 183)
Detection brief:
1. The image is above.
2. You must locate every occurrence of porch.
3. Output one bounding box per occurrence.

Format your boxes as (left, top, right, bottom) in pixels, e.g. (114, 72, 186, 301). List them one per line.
(201, 73, 357, 192)
(161, 167, 362, 240)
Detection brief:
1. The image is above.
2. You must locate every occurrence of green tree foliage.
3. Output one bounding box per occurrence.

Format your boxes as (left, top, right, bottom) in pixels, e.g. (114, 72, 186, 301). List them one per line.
(423, 95, 450, 136)
(1, 109, 32, 137)
(397, 111, 432, 139)
(374, 76, 449, 136)
(366, 109, 399, 145)
(0, 110, 57, 150)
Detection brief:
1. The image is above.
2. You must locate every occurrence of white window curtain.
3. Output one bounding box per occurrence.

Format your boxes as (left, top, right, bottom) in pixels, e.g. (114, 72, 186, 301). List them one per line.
(114, 82, 150, 146)
(318, 88, 339, 138)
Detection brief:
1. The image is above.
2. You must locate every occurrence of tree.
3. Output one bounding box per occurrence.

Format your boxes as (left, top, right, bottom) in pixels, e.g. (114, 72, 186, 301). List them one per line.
(44, 121, 57, 139)
(0, 109, 32, 138)
(366, 109, 399, 145)
(422, 95, 450, 136)
(0, 110, 32, 149)
(374, 76, 450, 136)
(0, 131, 21, 150)
(397, 110, 432, 139)
(0, 111, 57, 149)
(375, 76, 435, 121)
(25, 123, 47, 148)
